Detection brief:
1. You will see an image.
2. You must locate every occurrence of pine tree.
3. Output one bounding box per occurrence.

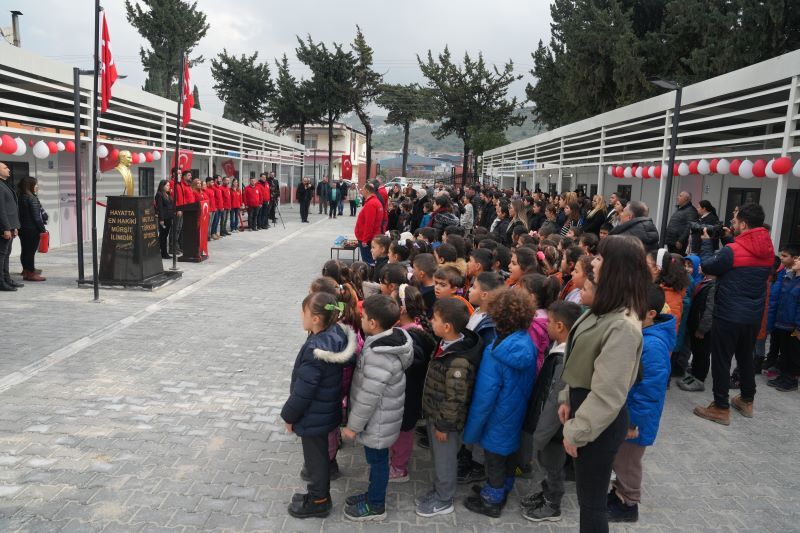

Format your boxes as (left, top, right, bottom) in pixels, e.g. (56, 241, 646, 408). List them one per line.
(418, 47, 524, 183)
(210, 50, 274, 125)
(376, 84, 434, 176)
(350, 26, 383, 180)
(125, 0, 209, 100)
(268, 54, 321, 146)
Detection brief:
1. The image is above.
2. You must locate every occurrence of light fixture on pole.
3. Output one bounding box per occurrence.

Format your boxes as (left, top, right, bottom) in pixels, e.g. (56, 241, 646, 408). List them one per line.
(649, 77, 682, 248)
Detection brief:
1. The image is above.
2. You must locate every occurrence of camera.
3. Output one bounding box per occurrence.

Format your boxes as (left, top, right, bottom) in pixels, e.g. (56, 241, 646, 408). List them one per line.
(689, 221, 723, 240)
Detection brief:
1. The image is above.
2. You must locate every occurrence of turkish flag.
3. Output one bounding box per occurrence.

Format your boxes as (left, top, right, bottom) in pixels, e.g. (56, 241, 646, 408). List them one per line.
(169, 149, 193, 172)
(341, 155, 353, 180)
(100, 12, 119, 113)
(221, 159, 237, 178)
(182, 61, 193, 128)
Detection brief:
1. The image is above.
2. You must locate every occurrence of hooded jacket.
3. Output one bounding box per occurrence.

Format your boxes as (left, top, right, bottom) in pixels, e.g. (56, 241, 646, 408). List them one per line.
(400, 325, 437, 431)
(627, 314, 675, 446)
(768, 268, 800, 332)
(609, 217, 660, 252)
(526, 342, 564, 445)
(700, 227, 774, 325)
(675, 255, 702, 349)
(281, 324, 357, 437)
(421, 329, 484, 433)
(347, 328, 414, 449)
(463, 331, 537, 455)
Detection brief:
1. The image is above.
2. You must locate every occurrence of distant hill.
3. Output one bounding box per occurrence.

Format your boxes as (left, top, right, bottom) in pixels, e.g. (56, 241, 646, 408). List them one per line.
(342, 107, 546, 155)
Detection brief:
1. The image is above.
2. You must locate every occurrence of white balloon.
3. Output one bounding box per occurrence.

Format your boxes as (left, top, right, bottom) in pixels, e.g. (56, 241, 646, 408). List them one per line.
(12, 137, 26, 156)
(138, 152, 147, 164)
(792, 158, 800, 177)
(97, 144, 109, 158)
(678, 161, 690, 176)
(33, 140, 50, 159)
(648, 166, 656, 179)
(697, 159, 711, 175)
(765, 160, 779, 179)
(716, 158, 730, 174)
(623, 167, 633, 178)
(153, 151, 162, 161)
(739, 159, 754, 179)
(634, 167, 643, 179)
(56, 141, 65, 152)
(661, 164, 668, 178)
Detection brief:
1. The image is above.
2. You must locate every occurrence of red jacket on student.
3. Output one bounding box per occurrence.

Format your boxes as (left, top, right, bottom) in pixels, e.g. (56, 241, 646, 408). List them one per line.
(173, 179, 193, 207)
(354, 194, 385, 244)
(207, 186, 217, 212)
(231, 188, 242, 209)
(214, 184, 224, 210)
(222, 186, 232, 210)
(243, 184, 262, 208)
(256, 181, 268, 204)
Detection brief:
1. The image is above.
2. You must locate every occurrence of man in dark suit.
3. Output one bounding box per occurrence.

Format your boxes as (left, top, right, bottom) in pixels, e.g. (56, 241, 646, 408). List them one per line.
(0, 162, 22, 291)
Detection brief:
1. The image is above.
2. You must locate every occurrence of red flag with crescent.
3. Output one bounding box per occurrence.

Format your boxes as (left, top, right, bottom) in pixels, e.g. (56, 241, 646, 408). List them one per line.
(170, 149, 193, 172)
(182, 61, 193, 128)
(100, 12, 118, 113)
(341, 155, 352, 180)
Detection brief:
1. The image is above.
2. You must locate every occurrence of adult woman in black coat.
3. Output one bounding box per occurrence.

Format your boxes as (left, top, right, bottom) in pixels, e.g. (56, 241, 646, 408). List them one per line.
(491, 201, 511, 244)
(582, 195, 608, 236)
(17, 176, 46, 282)
(155, 179, 175, 259)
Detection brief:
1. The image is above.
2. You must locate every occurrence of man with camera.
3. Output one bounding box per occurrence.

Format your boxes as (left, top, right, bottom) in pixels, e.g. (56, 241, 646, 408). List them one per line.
(687, 200, 722, 254)
(693, 203, 774, 426)
(665, 191, 698, 254)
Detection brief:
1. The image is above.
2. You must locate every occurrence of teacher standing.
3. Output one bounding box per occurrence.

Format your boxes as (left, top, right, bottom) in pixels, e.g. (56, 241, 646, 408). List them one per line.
(353, 180, 384, 265)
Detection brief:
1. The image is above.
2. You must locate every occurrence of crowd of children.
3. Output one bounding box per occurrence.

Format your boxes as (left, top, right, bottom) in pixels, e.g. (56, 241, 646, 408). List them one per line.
(280, 188, 797, 529)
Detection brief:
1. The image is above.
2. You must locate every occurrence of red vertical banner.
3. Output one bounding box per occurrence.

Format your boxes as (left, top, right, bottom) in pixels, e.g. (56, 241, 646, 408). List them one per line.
(198, 200, 209, 257)
(341, 155, 352, 179)
(182, 61, 193, 128)
(100, 12, 118, 113)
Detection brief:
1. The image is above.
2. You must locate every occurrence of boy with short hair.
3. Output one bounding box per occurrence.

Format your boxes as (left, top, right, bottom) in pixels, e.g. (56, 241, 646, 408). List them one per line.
(342, 295, 414, 521)
(520, 300, 582, 522)
(434, 266, 474, 314)
(467, 249, 494, 296)
(467, 271, 502, 348)
(412, 253, 438, 317)
(415, 299, 484, 517)
(608, 284, 675, 523)
(492, 245, 511, 280)
(599, 223, 612, 240)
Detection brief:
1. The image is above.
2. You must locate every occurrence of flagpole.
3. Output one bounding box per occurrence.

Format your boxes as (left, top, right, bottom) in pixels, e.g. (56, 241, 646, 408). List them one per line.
(171, 53, 185, 271)
(89, 0, 102, 301)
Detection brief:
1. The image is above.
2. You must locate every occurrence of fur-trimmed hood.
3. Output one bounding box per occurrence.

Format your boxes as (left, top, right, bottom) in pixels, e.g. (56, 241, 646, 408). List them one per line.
(313, 323, 357, 365)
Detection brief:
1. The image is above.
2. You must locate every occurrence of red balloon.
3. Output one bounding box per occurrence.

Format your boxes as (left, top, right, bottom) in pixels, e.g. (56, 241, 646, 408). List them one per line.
(654, 166, 662, 179)
(47, 141, 58, 154)
(642, 166, 650, 179)
(773, 156, 792, 174)
(709, 158, 719, 173)
(614, 165, 624, 178)
(0, 134, 16, 154)
(688, 160, 699, 174)
(145, 152, 154, 163)
(752, 159, 767, 178)
(110, 148, 120, 161)
(730, 159, 742, 176)
(65, 140, 76, 153)
(130, 152, 139, 164)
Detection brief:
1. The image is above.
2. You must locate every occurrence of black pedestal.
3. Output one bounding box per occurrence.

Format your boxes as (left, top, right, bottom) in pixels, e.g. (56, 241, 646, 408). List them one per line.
(98, 196, 182, 288)
(177, 201, 206, 262)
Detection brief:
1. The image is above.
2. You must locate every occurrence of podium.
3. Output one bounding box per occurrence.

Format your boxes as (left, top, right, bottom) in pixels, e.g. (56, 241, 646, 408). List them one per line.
(179, 200, 209, 262)
(98, 196, 182, 288)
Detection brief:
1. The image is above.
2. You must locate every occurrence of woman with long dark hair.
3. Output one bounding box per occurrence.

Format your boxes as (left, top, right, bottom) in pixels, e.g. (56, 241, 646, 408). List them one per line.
(17, 176, 46, 281)
(556, 235, 650, 532)
(154, 179, 175, 259)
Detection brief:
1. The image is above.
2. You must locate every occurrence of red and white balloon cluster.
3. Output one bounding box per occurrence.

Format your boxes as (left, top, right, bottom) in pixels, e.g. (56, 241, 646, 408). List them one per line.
(96, 144, 162, 165)
(606, 157, 799, 179)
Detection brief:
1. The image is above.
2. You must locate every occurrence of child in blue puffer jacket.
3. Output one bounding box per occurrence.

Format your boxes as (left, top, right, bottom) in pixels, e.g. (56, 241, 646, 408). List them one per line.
(462, 287, 537, 518)
(608, 284, 675, 523)
(766, 252, 800, 391)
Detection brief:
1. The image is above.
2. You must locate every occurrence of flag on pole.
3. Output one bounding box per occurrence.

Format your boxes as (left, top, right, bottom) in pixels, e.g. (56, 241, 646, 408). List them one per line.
(182, 61, 194, 127)
(100, 12, 118, 113)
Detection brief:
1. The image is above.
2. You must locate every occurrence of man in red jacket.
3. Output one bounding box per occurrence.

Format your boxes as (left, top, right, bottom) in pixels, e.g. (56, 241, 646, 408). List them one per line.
(256, 173, 271, 230)
(354, 180, 384, 265)
(205, 178, 219, 241)
(172, 170, 194, 254)
(243, 176, 262, 231)
(220, 176, 232, 237)
(213, 176, 225, 238)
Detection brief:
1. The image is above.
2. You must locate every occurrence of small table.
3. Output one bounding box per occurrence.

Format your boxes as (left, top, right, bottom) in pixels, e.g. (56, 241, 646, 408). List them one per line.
(330, 246, 360, 264)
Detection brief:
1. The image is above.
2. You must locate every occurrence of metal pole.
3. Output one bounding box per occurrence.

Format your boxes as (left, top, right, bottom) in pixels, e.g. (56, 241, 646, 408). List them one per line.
(171, 53, 185, 271)
(89, 1, 101, 301)
(72, 67, 85, 283)
(659, 87, 682, 248)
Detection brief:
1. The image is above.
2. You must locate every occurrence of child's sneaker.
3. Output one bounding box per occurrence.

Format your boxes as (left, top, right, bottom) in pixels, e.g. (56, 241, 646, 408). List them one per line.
(414, 488, 437, 506)
(287, 494, 332, 519)
(415, 497, 454, 517)
(388, 466, 409, 483)
(677, 374, 705, 392)
(520, 490, 545, 509)
(345, 492, 368, 506)
(457, 461, 487, 485)
(522, 499, 561, 522)
(343, 500, 386, 522)
(607, 492, 638, 523)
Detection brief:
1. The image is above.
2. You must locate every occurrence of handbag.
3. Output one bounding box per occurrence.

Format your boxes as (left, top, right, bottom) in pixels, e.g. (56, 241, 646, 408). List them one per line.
(38, 231, 49, 254)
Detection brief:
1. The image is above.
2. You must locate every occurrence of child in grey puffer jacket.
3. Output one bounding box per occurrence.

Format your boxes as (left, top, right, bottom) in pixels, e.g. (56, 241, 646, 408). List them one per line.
(342, 295, 414, 522)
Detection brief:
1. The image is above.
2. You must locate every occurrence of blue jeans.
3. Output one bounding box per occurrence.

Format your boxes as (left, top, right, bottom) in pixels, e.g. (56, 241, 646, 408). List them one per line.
(364, 446, 389, 508)
(230, 208, 239, 231)
(210, 210, 221, 235)
(359, 243, 374, 266)
(338, 199, 344, 216)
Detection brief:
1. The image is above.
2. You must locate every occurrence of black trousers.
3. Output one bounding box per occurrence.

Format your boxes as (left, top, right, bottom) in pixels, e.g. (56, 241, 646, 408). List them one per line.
(350, 200, 357, 216)
(0, 234, 13, 281)
(301, 434, 330, 499)
(774, 329, 800, 376)
(711, 317, 757, 408)
(259, 203, 270, 228)
(570, 387, 628, 533)
(300, 200, 310, 222)
(247, 208, 259, 229)
(158, 219, 172, 257)
(328, 199, 338, 218)
(19, 228, 39, 272)
(689, 332, 712, 381)
(484, 450, 517, 489)
(269, 201, 277, 222)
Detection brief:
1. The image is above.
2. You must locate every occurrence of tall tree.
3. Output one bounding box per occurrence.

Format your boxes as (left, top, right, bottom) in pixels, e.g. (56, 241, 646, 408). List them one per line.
(376, 83, 433, 176)
(296, 36, 356, 180)
(192, 85, 201, 110)
(350, 26, 383, 180)
(268, 54, 321, 147)
(125, 0, 209, 100)
(418, 47, 524, 184)
(210, 50, 274, 125)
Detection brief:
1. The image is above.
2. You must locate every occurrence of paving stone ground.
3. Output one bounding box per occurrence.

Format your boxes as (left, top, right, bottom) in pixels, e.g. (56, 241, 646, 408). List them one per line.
(1, 208, 799, 532)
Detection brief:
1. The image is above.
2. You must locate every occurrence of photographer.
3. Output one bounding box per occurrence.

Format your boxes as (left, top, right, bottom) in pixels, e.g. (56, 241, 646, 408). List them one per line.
(687, 200, 722, 254)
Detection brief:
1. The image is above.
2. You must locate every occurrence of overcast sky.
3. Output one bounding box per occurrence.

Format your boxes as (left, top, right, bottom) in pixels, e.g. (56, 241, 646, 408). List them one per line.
(11, 0, 551, 118)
